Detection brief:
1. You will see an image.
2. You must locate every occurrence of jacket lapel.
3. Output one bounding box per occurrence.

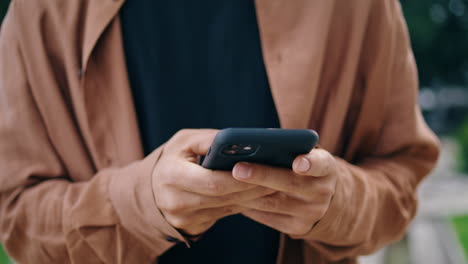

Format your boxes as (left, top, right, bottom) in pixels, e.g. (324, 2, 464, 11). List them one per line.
(78, 0, 145, 169)
(255, 0, 336, 130)
(81, 0, 126, 74)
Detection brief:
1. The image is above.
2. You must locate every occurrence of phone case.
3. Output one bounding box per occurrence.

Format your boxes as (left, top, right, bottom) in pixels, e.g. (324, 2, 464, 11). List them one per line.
(201, 128, 319, 170)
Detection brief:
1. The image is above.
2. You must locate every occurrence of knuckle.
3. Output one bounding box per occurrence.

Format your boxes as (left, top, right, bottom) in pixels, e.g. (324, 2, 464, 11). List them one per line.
(284, 224, 299, 235)
(223, 206, 237, 215)
(262, 196, 280, 211)
(218, 189, 244, 204)
(288, 175, 304, 190)
(163, 175, 178, 188)
(324, 185, 335, 196)
(216, 192, 233, 204)
(290, 219, 311, 235)
(188, 223, 210, 235)
(321, 152, 335, 174)
(191, 196, 205, 208)
(174, 129, 189, 138)
(163, 167, 187, 190)
(317, 204, 329, 218)
(172, 129, 196, 144)
(167, 215, 189, 229)
(322, 162, 332, 176)
(267, 193, 289, 210)
(251, 165, 266, 181)
(263, 187, 277, 196)
(153, 175, 164, 192)
(158, 200, 172, 213)
(317, 149, 330, 160)
(205, 178, 226, 195)
(311, 151, 330, 175)
(308, 205, 328, 220)
(156, 193, 171, 211)
(316, 185, 334, 197)
(162, 167, 180, 187)
(160, 194, 186, 214)
(277, 192, 289, 201)
(304, 204, 320, 218)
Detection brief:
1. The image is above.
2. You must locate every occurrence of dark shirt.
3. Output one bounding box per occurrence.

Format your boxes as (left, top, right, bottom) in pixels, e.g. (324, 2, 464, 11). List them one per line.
(120, 1, 280, 263)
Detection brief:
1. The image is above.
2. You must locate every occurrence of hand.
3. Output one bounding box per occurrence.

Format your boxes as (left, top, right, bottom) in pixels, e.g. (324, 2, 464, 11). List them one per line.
(232, 148, 338, 236)
(153, 129, 275, 236)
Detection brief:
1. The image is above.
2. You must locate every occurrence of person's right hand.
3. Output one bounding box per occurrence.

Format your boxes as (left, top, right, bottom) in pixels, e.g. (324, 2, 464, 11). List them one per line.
(152, 129, 275, 236)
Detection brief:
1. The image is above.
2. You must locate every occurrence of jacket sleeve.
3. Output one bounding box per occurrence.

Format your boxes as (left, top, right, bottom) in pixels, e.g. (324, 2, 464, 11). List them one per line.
(293, 0, 440, 260)
(0, 3, 185, 263)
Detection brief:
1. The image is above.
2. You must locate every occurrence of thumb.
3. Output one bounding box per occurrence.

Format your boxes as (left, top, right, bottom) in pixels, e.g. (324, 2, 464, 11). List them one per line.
(188, 129, 219, 156)
(292, 149, 336, 177)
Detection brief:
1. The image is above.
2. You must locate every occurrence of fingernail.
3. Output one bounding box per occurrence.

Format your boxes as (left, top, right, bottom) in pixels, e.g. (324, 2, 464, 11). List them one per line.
(233, 163, 252, 180)
(294, 157, 310, 173)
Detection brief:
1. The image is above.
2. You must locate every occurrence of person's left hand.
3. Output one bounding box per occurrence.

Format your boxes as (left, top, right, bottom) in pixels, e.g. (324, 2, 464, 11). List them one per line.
(232, 148, 338, 236)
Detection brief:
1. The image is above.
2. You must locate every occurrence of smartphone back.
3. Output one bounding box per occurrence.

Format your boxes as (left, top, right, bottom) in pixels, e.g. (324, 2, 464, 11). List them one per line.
(201, 128, 319, 170)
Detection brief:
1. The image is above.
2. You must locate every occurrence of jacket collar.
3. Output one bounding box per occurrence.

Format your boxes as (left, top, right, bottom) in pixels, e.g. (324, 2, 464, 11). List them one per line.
(81, 0, 126, 74)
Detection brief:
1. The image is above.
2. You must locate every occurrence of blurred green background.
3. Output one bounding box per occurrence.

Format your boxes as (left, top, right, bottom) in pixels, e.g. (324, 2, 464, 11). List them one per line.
(0, 0, 467, 263)
(407, 1, 468, 85)
(0, 245, 7, 264)
(404, 0, 468, 87)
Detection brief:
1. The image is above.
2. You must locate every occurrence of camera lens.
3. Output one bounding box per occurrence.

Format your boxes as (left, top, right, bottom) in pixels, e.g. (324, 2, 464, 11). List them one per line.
(222, 148, 238, 155)
(221, 144, 258, 156)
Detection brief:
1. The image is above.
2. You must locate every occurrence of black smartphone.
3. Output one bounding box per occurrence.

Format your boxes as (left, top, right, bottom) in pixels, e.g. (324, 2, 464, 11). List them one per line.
(201, 128, 319, 170)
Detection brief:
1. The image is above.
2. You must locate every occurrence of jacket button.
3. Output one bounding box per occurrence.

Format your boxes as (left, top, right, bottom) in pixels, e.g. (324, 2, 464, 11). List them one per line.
(165, 236, 181, 243)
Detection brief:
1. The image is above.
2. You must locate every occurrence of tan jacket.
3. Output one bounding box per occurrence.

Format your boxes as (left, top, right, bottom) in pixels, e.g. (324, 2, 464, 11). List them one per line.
(0, 0, 439, 263)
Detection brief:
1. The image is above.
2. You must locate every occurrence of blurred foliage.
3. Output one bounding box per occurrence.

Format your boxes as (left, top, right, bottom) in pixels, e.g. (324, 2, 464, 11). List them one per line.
(452, 215, 468, 260)
(457, 118, 468, 173)
(402, 0, 468, 87)
(0, 244, 9, 264)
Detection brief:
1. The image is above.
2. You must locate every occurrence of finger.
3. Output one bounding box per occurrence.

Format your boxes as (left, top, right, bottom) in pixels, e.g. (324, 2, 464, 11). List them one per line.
(242, 210, 312, 236)
(180, 220, 216, 237)
(232, 162, 308, 195)
(167, 205, 247, 232)
(160, 186, 275, 212)
(184, 129, 218, 156)
(292, 149, 336, 177)
(193, 186, 276, 209)
(238, 192, 314, 217)
(168, 161, 257, 196)
(170, 129, 219, 156)
(192, 205, 248, 225)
